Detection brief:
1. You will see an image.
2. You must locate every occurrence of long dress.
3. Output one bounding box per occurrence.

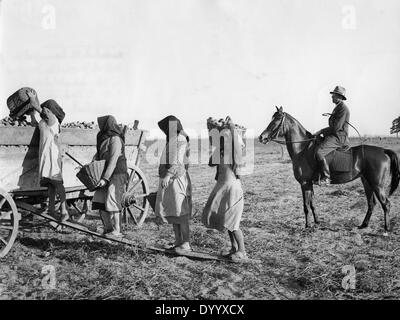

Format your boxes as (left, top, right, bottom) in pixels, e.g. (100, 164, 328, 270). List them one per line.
(202, 163, 244, 232)
(202, 125, 245, 232)
(155, 134, 192, 224)
(38, 120, 63, 184)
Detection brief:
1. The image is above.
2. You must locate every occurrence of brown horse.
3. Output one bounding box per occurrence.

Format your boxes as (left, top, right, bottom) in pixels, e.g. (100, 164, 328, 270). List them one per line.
(259, 106, 400, 234)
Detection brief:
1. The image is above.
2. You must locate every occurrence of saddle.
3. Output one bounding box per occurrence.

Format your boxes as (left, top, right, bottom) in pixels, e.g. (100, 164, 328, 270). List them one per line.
(325, 146, 353, 172)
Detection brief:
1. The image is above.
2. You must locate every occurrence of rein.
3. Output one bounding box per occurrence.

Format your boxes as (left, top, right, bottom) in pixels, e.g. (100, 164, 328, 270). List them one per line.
(272, 137, 316, 144)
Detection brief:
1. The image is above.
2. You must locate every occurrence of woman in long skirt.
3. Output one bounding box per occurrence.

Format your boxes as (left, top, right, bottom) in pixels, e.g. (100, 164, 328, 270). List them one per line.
(27, 89, 70, 222)
(155, 115, 192, 254)
(202, 117, 247, 262)
(92, 115, 128, 238)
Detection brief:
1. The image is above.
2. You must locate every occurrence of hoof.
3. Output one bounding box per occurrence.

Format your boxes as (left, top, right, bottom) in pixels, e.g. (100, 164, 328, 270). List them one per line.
(358, 224, 368, 229)
(383, 232, 389, 237)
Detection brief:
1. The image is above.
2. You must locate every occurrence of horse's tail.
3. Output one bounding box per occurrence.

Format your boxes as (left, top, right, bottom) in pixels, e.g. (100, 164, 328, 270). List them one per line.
(384, 149, 400, 196)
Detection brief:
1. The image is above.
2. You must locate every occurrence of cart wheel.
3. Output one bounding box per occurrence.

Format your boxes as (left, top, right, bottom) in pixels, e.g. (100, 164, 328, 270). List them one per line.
(68, 198, 91, 223)
(0, 188, 20, 258)
(121, 165, 150, 227)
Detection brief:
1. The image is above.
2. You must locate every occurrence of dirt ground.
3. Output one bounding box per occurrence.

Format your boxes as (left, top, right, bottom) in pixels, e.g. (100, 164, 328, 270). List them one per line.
(1, 137, 400, 300)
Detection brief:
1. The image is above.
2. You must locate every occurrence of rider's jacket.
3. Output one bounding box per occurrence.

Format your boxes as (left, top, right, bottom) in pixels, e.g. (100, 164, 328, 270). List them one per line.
(325, 101, 350, 144)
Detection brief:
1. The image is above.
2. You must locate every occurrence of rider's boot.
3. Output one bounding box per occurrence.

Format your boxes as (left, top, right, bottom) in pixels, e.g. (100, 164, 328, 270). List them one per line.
(319, 157, 331, 186)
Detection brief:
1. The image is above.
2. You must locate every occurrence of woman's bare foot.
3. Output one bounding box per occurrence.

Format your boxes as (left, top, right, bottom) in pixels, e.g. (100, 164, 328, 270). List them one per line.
(60, 213, 70, 223)
(102, 228, 113, 235)
(104, 230, 123, 239)
(164, 242, 180, 250)
(174, 242, 192, 254)
(220, 247, 237, 257)
(229, 251, 248, 262)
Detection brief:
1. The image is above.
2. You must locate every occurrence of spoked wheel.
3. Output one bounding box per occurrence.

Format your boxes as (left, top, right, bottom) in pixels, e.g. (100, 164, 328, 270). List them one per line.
(121, 165, 150, 228)
(0, 188, 20, 258)
(67, 198, 92, 223)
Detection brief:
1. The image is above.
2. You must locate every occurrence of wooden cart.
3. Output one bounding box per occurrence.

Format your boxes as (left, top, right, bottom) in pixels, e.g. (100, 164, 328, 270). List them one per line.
(0, 125, 242, 263)
(0, 125, 150, 258)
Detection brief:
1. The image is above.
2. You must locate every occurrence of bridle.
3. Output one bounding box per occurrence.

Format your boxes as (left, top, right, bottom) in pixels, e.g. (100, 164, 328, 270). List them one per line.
(267, 112, 316, 144)
(269, 112, 286, 142)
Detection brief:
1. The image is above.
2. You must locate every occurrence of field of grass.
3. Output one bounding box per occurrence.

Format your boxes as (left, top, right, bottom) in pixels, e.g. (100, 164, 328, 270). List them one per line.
(1, 137, 400, 300)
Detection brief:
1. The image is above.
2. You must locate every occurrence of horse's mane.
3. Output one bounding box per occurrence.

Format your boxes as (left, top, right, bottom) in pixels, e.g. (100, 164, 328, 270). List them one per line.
(285, 112, 314, 139)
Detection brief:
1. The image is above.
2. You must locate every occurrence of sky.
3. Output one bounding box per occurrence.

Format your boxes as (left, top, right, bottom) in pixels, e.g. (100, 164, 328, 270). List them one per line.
(1, 0, 399, 138)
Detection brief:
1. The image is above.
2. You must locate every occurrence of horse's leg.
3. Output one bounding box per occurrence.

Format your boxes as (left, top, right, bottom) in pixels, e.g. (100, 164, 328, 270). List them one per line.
(373, 186, 391, 234)
(301, 184, 312, 228)
(359, 177, 376, 229)
(309, 185, 319, 224)
(363, 155, 391, 233)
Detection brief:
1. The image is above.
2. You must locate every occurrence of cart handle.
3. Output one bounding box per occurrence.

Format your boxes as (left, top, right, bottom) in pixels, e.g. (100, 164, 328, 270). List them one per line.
(65, 152, 84, 167)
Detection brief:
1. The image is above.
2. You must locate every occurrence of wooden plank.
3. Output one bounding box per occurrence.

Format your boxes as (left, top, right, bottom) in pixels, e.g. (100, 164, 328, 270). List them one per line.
(152, 246, 261, 263)
(0, 127, 40, 146)
(11, 185, 92, 199)
(157, 247, 233, 262)
(11, 187, 48, 197)
(15, 201, 240, 263)
(0, 127, 148, 146)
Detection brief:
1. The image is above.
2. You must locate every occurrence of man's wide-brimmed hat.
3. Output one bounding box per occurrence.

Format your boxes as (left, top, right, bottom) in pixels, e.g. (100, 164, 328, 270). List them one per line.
(330, 86, 346, 100)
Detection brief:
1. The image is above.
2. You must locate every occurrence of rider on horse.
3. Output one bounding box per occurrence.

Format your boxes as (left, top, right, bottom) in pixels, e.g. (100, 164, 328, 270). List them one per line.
(314, 86, 350, 185)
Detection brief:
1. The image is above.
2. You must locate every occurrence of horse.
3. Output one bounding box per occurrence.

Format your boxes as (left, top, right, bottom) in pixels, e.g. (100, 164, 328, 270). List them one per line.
(258, 106, 400, 234)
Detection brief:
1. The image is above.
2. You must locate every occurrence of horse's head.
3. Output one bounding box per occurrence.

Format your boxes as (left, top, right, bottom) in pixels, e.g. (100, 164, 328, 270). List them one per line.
(259, 106, 285, 144)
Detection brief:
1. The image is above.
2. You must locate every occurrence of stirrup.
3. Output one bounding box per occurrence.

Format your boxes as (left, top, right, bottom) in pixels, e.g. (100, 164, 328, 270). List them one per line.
(312, 175, 330, 186)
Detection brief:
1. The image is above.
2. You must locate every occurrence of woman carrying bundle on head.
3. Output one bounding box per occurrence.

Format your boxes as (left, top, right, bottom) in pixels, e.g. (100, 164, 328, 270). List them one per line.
(92, 115, 128, 238)
(155, 115, 192, 254)
(202, 116, 247, 262)
(26, 89, 70, 222)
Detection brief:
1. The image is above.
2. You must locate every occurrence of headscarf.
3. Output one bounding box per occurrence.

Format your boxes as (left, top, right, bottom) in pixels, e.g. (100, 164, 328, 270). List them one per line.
(41, 99, 65, 124)
(158, 115, 190, 169)
(96, 115, 124, 154)
(158, 115, 189, 142)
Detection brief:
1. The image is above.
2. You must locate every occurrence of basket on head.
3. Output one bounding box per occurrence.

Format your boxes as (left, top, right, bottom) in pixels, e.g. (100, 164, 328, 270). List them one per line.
(76, 160, 106, 191)
(7, 87, 39, 120)
(207, 116, 247, 139)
